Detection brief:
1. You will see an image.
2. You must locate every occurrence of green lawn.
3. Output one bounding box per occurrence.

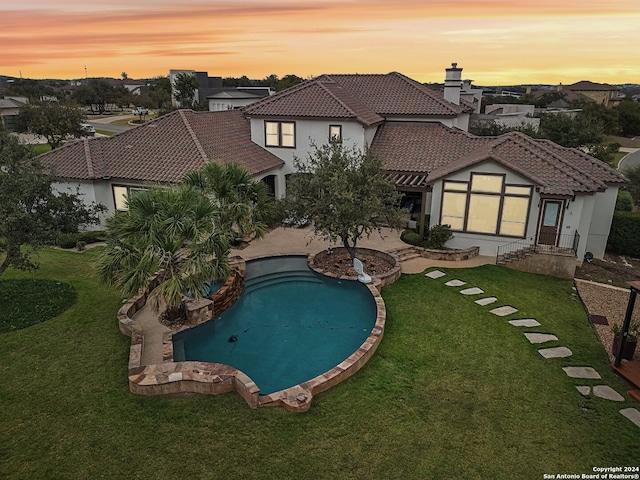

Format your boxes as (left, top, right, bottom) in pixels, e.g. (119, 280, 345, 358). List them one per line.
(0, 249, 638, 479)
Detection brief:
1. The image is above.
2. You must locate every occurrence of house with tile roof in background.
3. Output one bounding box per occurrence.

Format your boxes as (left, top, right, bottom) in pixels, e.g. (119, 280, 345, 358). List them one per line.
(39, 63, 626, 272)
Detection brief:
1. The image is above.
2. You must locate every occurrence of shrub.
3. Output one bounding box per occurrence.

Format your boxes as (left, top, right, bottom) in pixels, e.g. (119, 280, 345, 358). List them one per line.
(57, 233, 79, 249)
(78, 230, 107, 244)
(615, 190, 634, 211)
(424, 224, 453, 249)
(607, 211, 640, 257)
(401, 229, 422, 246)
(76, 241, 87, 251)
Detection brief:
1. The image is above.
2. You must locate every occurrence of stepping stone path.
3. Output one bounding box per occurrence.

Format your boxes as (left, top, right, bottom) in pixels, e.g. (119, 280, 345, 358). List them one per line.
(490, 306, 518, 316)
(475, 297, 497, 306)
(422, 273, 639, 428)
(592, 385, 624, 402)
(620, 408, 640, 428)
(524, 333, 558, 344)
(562, 366, 601, 379)
(576, 386, 591, 396)
(538, 347, 572, 359)
(460, 287, 484, 295)
(508, 318, 541, 327)
(425, 270, 446, 279)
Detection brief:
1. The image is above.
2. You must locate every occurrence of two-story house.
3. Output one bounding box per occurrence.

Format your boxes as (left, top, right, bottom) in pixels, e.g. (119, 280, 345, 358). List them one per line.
(39, 64, 626, 263)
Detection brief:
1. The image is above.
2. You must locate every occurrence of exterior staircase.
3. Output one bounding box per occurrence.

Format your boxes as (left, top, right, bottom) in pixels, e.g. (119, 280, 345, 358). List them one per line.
(496, 244, 535, 265)
(391, 246, 421, 262)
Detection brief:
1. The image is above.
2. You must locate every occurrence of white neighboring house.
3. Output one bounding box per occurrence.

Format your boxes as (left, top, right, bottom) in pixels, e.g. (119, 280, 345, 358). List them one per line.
(474, 104, 541, 131)
(40, 64, 626, 265)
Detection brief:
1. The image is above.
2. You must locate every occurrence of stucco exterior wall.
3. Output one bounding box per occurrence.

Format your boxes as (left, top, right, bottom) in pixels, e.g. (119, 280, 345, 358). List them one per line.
(429, 161, 541, 256)
(249, 117, 368, 197)
(586, 186, 619, 258)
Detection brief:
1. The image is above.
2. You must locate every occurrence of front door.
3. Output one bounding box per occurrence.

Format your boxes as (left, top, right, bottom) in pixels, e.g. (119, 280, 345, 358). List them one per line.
(538, 200, 563, 246)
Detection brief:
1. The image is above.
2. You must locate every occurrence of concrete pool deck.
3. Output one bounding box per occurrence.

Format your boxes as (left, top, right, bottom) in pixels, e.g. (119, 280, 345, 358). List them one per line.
(132, 226, 494, 387)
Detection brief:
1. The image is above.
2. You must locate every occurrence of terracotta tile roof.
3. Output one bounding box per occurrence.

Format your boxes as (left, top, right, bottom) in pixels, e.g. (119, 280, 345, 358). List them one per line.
(243, 79, 384, 126)
(39, 110, 284, 183)
(372, 122, 626, 196)
(565, 81, 619, 92)
(320, 73, 467, 117)
(244, 72, 466, 122)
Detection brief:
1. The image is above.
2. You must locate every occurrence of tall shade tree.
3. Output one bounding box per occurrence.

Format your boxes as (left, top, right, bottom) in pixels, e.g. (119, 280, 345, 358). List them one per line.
(97, 185, 231, 321)
(283, 141, 404, 260)
(0, 129, 104, 276)
(183, 162, 273, 242)
(16, 100, 87, 149)
(173, 72, 200, 109)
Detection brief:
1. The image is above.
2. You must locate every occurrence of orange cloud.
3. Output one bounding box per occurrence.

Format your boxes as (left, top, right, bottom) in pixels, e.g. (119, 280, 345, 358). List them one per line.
(1, 1, 639, 83)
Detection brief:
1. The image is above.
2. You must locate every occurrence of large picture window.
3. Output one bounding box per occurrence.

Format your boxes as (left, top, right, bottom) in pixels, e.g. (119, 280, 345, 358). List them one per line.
(265, 121, 295, 148)
(440, 174, 531, 237)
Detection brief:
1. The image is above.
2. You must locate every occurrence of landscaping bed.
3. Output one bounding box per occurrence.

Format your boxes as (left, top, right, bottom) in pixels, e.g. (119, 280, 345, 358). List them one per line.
(574, 252, 640, 288)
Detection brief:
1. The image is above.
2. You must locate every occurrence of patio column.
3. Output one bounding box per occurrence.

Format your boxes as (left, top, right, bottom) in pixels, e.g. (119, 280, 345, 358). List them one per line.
(614, 281, 640, 367)
(418, 189, 427, 238)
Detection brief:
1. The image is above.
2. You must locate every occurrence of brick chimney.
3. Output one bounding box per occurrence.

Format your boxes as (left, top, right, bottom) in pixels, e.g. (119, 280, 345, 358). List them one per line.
(444, 62, 463, 105)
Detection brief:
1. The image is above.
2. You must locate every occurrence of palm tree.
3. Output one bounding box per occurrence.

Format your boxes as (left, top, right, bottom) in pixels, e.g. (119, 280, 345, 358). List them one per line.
(97, 185, 230, 321)
(183, 162, 273, 243)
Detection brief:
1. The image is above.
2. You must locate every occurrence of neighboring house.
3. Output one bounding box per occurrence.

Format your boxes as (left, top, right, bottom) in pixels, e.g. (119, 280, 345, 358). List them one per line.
(39, 64, 626, 267)
(472, 104, 540, 131)
(0, 96, 28, 131)
(562, 81, 623, 108)
(207, 87, 274, 111)
(169, 69, 273, 109)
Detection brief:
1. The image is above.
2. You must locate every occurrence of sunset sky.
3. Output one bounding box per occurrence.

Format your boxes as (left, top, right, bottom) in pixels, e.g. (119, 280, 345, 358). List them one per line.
(2, 0, 639, 85)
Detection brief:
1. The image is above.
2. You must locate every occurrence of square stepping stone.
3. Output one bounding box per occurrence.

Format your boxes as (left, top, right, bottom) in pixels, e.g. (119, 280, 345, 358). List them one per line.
(538, 346, 572, 358)
(562, 366, 601, 379)
(509, 318, 541, 327)
(475, 297, 497, 306)
(576, 386, 591, 396)
(460, 287, 484, 295)
(593, 385, 624, 402)
(445, 279, 466, 287)
(524, 333, 558, 344)
(490, 306, 518, 317)
(620, 408, 640, 428)
(425, 270, 446, 279)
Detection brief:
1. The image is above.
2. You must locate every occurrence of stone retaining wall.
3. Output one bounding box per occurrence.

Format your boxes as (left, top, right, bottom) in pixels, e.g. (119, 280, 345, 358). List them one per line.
(416, 245, 479, 261)
(308, 247, 402, 290)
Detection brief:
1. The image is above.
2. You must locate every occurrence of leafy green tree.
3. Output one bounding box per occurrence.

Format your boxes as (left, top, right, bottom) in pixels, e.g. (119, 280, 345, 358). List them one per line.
(538, 112, 604, 147)
(615, 100, 640, 137)
(622, 164, 640, 207)
(173, 72, 199, 108)
(585, 143, 620, 165)
(16, 100, 87, 149)
(148, 76, 173, 111)
(97, 185, 230, 321)
(183, 162, 273, 241)
(72, 79, 130, 114)
(283, 142, 404, 260)
(615, 190, 634, 211)
(5, 78, 55, 102)
(0, 129, 104, 276)
(469, 121, 539, 137)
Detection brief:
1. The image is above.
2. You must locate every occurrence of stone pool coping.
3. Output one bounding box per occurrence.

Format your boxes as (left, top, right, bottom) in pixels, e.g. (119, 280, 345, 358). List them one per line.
(118, 251, 394, 412)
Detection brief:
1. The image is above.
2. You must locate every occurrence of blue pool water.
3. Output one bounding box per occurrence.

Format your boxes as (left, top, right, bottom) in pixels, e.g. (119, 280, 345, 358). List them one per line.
(173, 256, 377, 395)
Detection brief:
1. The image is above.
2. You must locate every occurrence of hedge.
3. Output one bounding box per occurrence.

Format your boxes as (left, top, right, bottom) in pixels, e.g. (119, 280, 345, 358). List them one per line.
(607, 211, 640, 258)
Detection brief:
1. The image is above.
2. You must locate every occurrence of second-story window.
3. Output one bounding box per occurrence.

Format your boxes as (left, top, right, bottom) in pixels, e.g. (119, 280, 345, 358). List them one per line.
(329, 125, 342, 143)
(265, 121, 296, 148)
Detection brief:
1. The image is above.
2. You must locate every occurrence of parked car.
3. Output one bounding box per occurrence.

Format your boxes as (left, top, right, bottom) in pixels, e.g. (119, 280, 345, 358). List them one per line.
(132, 107, 148, 116)
(79, 123, 95, 136)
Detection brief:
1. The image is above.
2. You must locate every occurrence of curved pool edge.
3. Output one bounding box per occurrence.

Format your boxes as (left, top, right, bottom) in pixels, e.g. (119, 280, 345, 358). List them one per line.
(119, 252, 393, 412)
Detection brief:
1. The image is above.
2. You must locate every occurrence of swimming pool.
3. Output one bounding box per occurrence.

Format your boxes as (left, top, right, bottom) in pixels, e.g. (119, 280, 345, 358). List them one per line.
(173, 256, 377, 395)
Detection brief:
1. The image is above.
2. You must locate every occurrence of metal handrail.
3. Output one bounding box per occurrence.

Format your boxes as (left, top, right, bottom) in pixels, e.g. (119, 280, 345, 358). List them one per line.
(496, 231, 580, 264)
